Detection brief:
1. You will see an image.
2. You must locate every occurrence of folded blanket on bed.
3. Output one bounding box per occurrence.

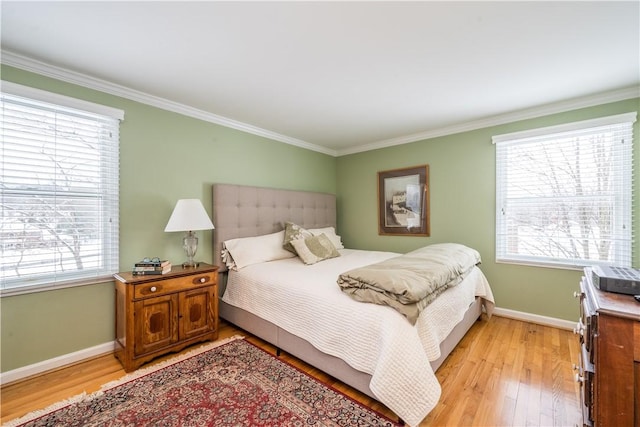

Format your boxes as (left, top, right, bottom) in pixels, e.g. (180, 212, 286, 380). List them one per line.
(337, 243, 482, 324)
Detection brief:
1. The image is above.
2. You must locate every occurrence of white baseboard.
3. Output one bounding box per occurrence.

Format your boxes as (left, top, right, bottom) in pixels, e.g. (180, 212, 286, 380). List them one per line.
(1, 341, 115, 385)
(493, 307, 576, 331)
(1, 308, 575, 385)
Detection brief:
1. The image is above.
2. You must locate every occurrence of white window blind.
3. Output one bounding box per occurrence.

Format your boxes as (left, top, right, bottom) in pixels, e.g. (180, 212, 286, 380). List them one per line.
(1, 82, 122, 295)
(493, 112, 635, 269)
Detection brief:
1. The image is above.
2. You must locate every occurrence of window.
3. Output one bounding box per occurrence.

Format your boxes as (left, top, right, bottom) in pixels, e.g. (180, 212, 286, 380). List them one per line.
(494, 112, 635, 269)
(1, 82, 123, 295)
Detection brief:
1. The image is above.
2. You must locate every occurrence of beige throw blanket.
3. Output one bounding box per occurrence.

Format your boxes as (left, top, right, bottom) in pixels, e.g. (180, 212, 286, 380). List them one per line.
(337, 243, 482, 324)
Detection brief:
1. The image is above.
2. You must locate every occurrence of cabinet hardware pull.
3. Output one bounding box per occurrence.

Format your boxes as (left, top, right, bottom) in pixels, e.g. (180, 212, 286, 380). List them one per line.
(200, 277, 206, 283)
(574, 373, 584, 384)
(150, 286, 157, 292)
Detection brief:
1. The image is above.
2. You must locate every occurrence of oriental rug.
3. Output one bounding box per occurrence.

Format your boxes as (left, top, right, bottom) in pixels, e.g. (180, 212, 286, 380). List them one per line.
(6, 336, 400, 427)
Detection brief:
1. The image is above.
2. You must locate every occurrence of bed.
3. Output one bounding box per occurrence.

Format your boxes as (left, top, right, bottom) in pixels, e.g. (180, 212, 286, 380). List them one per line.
(212, 183, 494, 426)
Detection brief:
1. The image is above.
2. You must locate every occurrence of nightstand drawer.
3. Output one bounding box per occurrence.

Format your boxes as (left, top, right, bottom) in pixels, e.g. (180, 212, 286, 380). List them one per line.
(134, 272, 217, 299)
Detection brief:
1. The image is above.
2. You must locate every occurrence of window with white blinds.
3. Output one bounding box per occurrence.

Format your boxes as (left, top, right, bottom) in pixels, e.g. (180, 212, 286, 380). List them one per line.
(493, 112, 635, 269)
(1, 82, 123, 295)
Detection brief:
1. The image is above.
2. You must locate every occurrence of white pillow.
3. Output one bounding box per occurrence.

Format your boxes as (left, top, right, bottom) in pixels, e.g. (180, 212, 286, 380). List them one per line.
(308, 226, 344, 250)
(222, 231, 296, 270)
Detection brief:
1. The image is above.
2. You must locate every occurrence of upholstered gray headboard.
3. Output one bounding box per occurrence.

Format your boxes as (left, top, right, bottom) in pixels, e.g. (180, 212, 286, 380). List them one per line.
(212, 184, 337, 272)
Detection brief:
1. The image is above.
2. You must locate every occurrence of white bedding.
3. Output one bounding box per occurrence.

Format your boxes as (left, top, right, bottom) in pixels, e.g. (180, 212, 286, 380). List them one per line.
(222, 249, 494, 426)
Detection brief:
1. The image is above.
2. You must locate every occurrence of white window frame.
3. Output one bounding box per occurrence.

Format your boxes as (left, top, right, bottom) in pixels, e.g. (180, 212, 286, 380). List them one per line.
(1, 81, 123, 296)
(493, 112, 636, 270)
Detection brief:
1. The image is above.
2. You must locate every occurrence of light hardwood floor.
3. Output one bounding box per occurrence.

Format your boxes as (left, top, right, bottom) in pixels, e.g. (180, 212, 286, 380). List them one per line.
(1, 316, 582, 426)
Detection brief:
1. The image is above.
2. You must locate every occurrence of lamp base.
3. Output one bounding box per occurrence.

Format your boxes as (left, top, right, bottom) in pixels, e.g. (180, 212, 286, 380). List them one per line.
(182, 231, 199, 269)
(182, 261, 201, 268)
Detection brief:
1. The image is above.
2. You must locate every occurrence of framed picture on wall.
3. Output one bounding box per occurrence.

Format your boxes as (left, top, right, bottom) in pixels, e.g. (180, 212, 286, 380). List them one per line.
(378, 165, 430, 236)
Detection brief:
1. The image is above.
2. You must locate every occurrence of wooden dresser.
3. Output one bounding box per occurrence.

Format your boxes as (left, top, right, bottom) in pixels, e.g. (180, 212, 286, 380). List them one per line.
(575, 267, 640, 426)
(113, 263, 219, 372)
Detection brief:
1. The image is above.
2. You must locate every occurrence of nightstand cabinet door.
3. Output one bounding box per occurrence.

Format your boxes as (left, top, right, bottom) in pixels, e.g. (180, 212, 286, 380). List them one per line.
(114, 264, 219, 372)
(134, 294, 178, 356)
(180, 287, 215, 340)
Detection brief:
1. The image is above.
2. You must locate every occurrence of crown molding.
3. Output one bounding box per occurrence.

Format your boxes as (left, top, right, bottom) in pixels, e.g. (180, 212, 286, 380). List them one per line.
(1, 50, 337, 157)
(337, 85, 640, 156)
(3, 50, 637, 158)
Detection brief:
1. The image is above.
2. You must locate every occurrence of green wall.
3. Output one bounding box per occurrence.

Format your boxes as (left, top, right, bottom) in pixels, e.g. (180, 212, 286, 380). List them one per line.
(0, 65, 336, 372)
(337, 98, 640, 322)
(2, 64, 638, 374)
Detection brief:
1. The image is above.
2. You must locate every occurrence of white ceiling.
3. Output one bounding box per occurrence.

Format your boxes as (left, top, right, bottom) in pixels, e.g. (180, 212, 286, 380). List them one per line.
(2, 1, 639, 156)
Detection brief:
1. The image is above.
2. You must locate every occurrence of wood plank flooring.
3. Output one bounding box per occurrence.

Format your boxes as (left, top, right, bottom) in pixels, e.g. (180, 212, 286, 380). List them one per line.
(1, 316, 582, 426)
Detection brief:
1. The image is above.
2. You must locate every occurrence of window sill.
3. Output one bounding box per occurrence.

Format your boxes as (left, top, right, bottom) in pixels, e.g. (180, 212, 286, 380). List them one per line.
(495, 258, 586, 271)
(0, 275, 115, 297)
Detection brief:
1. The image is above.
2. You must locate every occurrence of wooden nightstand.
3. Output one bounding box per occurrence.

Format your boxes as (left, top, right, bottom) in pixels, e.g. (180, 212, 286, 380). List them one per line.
(113, 263, 219, 372)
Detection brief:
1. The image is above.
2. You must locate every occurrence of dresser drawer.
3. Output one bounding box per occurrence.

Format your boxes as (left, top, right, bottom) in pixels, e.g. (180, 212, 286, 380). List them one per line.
(134, 272, 216, 299)
(579, 278, 597, 359)
(578, 344, 595, 425)
(635, 322, 640, 362)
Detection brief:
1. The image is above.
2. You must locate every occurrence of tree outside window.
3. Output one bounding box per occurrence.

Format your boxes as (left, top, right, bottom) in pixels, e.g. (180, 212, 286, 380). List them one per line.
(495, 113, 635, 269)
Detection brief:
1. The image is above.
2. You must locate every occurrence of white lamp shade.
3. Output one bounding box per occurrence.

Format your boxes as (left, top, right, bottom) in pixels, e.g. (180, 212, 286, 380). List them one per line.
(164, 199, 215, 232)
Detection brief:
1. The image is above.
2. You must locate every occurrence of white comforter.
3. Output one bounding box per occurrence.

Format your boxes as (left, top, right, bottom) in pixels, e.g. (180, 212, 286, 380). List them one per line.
(222, 249, 494, 426)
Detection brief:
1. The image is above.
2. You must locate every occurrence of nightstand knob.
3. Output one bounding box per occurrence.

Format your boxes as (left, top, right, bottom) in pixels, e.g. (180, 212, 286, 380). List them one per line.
(199, 277, 206, 283)
(150, 286, 157, 292)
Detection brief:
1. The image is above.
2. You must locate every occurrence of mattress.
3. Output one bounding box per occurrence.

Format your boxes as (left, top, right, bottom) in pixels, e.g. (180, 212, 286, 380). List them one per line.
(221, 248, 494, 426)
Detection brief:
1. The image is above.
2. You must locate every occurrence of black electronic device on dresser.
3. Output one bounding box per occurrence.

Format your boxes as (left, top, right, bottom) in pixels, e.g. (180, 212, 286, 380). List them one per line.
(591, 265, 640, 295)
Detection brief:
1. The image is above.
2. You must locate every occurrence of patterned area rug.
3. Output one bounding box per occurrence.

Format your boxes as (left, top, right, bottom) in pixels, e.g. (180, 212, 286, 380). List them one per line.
(7, 336, 400, 427)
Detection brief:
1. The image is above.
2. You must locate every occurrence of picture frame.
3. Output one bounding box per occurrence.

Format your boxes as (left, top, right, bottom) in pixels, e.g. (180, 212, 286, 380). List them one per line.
(378, 165, 430, 236)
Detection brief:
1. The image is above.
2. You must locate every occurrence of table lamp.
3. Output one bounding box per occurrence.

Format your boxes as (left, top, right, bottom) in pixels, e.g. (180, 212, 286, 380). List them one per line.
(164, 199, 214, 267)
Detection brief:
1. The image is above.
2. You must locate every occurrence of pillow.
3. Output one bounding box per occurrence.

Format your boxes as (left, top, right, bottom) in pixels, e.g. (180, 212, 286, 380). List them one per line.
(308, 226, 344, 250)
(282, 222, 313, 253)
(221, 248, 237, 270)
(283, 222, 345, 253)
(290, 233, 340, 265)
(222, 230, 296, 270)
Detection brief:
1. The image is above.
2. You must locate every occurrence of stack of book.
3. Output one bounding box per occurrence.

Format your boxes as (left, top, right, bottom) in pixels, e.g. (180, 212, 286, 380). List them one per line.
(132, 258, 172, 275)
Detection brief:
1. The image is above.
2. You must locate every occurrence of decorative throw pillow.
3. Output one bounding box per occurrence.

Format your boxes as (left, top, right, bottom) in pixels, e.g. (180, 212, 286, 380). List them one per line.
(290, 233, 340, 265)
(282, 222, 312, 253)
(308, 226, 345, 250)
